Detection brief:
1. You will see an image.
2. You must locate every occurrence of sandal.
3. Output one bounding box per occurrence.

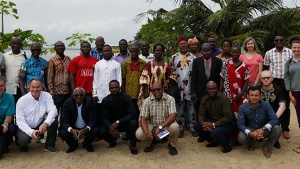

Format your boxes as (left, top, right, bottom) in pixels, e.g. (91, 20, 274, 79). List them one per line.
(293, 146, 300, 153)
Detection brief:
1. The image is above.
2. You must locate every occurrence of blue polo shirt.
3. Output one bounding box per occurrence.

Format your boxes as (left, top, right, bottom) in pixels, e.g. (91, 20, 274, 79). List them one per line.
(0, 92, 15, 123)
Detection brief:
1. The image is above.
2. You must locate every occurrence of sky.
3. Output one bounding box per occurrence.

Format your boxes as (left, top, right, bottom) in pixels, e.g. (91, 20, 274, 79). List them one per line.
(5, 0, 300, 47)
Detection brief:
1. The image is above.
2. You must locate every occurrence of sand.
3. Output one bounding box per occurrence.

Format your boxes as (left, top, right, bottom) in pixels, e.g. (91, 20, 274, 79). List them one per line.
(1, 104, 300, 169)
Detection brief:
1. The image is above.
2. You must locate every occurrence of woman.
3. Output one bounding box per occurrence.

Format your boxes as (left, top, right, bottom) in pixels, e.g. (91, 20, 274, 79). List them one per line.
(217, 39, 232, 64)
(220, 45, 249, 146)
(239, 37, 263, 86)
(188, 37, 202, 58)
(138, 44, 176, 108)
(284, 35, 300, 153)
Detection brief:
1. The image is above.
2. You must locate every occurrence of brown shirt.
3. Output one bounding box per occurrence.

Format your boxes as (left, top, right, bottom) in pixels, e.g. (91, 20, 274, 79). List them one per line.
(47, 54, 71, 95)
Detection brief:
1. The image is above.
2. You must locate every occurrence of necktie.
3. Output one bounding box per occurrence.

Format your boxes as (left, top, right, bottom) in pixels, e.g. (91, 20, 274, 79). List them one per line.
(205, 60, 210, 80)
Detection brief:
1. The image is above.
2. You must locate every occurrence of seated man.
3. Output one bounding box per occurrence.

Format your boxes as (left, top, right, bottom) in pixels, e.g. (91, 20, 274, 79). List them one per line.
(61, 88, 98, 153)
(16, 78, 58, 152)
(99, 80, 138, 155)
(238, 86, 281, 158)
(136, 82, 179, 156)
(0, 76, 17, 156)
(193, 81, 236, 153)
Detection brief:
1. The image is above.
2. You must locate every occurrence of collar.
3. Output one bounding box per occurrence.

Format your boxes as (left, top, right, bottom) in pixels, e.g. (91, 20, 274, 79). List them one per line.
(54, 54, 68, 60)
(7, 50, 24, 55)
(203, 92, 221, 100)
(274, 47, 289, 52)
(116, 52, 130, 57)
(149, 93, 168, 101)
(106, 93, 123, 102)
(245, 100, 263, 110)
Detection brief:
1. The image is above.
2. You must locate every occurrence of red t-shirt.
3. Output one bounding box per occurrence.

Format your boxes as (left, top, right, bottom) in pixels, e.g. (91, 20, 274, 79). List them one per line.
(67, 55, 98, 93)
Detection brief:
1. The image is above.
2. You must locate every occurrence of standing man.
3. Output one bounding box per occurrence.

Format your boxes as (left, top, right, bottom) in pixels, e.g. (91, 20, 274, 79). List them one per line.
(47, 41, 71, 136)
(61, 88, 98, 153)
(191, 43, 222, 115)
(113, 39, 131, 65)
(208, 37, 222, 57)
(264, 34, 293, 139)
(100, 80, 138, 155)
(194, 81, 235, 153)
(19, 42, 47, 96)
(16, 78, 58, 152)
(0, 76, 17, 155)
(91, 36, 105, 60)
(170, 36, 197, 138)
(136, 82, 179, 156)
(68, 41, 98, 96)
(139, 40, 154, 63)
(259, 70, 286, 149)
(122, 44, 146, 118)
(3, 37, 27, 103)
(238, 86, 281, 158)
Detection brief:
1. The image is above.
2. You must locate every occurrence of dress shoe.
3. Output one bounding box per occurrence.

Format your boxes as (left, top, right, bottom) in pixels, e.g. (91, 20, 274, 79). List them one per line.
(82, 141, 94, 152)
(20, 146, 28, 152)
(191, 131, 199, 137)
(129, 144, 138, 155)
(274, 140, 281, 149)
(222, 145, 232, 153)
(144, 139, 157, 152)
(178, 131, 184, 138)
(282, 131, 290, 139)
(66, 142, 79, 153)
(262, 145, 272, 158)
(206, 141, 218, 147)
(44, 146, 59, 153)
(197, 136, 205, 143)
(247, 140, 256, 151)
(168, 143, 178, 156)
(109, 141, 117, 148)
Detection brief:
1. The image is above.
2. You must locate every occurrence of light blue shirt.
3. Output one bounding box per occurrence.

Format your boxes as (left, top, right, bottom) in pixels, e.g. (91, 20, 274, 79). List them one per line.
(75, 104, 86, 129)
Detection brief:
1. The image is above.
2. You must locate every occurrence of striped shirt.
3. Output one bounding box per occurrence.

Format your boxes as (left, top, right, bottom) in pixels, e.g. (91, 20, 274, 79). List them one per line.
(47, 54, 71, 95)
(140, 93, 176, 126)
(264, 47, 293, 79)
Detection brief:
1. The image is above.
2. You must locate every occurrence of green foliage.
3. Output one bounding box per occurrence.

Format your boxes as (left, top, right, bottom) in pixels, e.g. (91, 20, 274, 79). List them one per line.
(0, 0, 19, 34)
(65, 32, 95, 47)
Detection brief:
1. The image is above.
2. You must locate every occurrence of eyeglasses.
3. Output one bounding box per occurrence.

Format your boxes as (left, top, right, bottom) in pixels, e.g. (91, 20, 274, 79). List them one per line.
(74, 94, 84, 97)
(151, 88, 162, 92)
(261, 77, 271, 80)
(275, 39, 283, 42)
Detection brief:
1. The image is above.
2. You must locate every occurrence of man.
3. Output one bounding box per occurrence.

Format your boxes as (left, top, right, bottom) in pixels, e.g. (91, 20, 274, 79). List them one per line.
(0, 76, 17, 155)
(191, 43, 222, 115)
(139, 40, 154, 62)
(0, 53, 4, 75)
(259, 70, 286, 149)
(3, 37, 27, 103)
(122, 44, 146, 118)
(238, 86, 281, 158)
(136, 82, 179, 156)
(93, 45, 122, 104)
(68, 41, 98, 96)
(19, 42, 47, 96)
(61, 88, 98, 153)
(170, 36, 197, 138)
(16, 78, 58, 152)
(264, 34, 293, 139)
(47, 41, 71, 136)
(193, 81, 235, 153)
(188, 37, 202, 58)
(113, 39, 131, 64)
(91, 36, 105, 60)
(99, 80, 138, 155)
(208, 37, 222, 57)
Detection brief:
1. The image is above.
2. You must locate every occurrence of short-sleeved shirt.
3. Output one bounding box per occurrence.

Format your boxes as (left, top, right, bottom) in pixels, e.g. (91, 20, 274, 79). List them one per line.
(122, 58, 146, 99)
(20, 56, 48, 87)
(0, 53, 4, 70)
(67, 55, 98, 94)
(0, 92, 15, 123)
(239, 53, 263, 83)
(91, 47, 104, 60)
(140, 93, 176, 126)
(260, 84, 285, 112)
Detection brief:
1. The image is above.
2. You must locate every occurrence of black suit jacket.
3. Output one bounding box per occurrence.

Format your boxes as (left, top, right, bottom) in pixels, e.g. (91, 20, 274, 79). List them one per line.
(61, 96, 96, 131)
(191, 56, 222, 101)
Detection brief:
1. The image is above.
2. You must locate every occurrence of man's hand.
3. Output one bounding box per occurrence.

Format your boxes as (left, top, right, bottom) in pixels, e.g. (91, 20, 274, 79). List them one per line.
(202, 122, 213, 131)
(2, 123, 8, 133)
(31, 130, 40, 140)
(109, 122, 118, 133)
(191, 94, 197, 100)
(145, 131, 153, 140)
(71, 129, 80, 140)
(235, 93, 243, 103)
(93, 96, 99, 103)
(154, 127, 161, 140)
(39, 122, 48, 134)
(290, 95, 297, 106)
(256, 128, 265, 140)
(79, 127, 89, 139)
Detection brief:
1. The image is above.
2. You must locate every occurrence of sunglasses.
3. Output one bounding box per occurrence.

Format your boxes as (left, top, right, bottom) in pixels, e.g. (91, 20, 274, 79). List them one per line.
(151, 88, 162, 92)
(275, 39, 283, 42)
(74, 94, 84, 97)
(261, 76, 271, 80)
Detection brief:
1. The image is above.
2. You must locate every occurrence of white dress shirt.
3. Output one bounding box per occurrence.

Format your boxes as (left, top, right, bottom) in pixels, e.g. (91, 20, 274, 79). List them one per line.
(92, 59, 122, 103)
(16, 91, 58, 137)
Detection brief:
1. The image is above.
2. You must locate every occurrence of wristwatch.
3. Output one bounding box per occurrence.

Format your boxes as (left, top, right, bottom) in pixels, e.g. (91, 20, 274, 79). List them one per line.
(262, 126, 268, 131)
(116, 120, 120, 124)
(159, 126, 163, 130)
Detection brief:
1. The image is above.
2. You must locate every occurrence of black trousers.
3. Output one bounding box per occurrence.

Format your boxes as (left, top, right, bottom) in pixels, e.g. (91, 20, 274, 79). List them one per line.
(99, 119, 138, 147)
(53, 94, 70, 131)
(273, 78, 290, 132)
(61, 127, 99, 147)
(0, 123, 17, 154)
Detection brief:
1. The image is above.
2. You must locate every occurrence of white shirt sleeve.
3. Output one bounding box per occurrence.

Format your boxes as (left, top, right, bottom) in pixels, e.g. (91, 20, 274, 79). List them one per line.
(116, 63, 122, 86)
(44, 93, 58, 126)
(16, 97, 34, 137)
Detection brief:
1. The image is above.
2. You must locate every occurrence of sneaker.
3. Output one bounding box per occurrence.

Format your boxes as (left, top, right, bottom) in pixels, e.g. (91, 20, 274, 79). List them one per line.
(168, 143, 178, 156)
(20, 146, 28, 152)
(36, 139, 46, 144)
(262, 145, 272, 158)
(44, 146, 59, 153)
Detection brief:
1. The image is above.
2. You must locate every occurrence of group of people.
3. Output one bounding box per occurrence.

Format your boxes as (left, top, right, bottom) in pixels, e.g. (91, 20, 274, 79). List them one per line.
(0, 33, 300, 158)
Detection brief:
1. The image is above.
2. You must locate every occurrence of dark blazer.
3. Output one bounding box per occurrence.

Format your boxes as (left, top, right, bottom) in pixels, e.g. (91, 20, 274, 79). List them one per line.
(61, 95, 96, 131)
(191, 56, 222, 101)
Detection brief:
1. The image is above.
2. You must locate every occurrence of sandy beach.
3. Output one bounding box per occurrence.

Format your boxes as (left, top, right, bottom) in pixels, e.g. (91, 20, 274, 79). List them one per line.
(1, 104, 300, 169)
